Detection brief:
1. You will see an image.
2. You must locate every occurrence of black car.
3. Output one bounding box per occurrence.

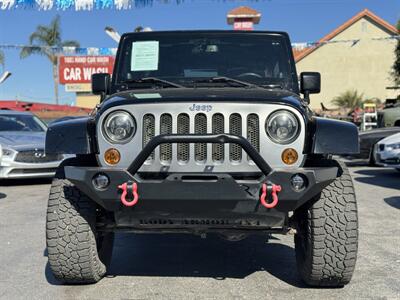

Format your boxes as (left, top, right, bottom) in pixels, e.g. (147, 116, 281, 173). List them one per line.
(45, 31, 359, 287)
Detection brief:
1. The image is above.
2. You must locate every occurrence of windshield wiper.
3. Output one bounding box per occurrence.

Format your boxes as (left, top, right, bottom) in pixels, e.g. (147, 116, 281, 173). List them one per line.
(122, 77, 185, 88)
(192, 76, 256, 88)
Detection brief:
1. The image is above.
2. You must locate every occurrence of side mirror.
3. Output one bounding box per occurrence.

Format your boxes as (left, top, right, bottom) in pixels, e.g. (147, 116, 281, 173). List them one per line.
(92, 73, 110, 99)
(300, 72, 321, 103)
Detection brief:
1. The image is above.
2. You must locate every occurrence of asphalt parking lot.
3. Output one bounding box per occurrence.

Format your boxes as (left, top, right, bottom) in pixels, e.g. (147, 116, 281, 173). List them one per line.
(0, 166, 399, 300)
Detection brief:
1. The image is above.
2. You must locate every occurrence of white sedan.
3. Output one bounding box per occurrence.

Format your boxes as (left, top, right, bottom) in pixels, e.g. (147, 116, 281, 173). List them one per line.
(373, 132, 400, 171)
(0, 111, 65, 179)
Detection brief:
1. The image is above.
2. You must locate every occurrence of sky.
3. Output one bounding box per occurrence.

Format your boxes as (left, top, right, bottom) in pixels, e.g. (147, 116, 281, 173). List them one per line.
(0, 0, 399, 105)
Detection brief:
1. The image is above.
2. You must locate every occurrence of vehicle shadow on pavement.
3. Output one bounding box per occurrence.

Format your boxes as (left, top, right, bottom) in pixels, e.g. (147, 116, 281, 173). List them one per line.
(0, 192, 6, 199)
(343, 160, 369, 167)
(353, 168, 400, 189)
(0, 178, 52, 186)
(44, 234, 306, 287)
(43, 250, 61, 286)
(384, 197, 400, 209)
(108, 233, 306, 287)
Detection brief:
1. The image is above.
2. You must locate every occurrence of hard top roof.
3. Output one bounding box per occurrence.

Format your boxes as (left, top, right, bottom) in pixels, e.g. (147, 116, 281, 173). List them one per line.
(121, 30, 290, 39)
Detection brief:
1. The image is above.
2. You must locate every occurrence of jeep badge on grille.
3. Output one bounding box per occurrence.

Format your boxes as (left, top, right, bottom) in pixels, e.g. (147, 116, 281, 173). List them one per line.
(189, 104, 212, 112)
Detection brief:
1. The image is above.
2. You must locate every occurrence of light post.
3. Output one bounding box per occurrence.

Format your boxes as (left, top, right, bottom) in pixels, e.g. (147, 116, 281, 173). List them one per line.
(105, 26, 153, 43)
(104, 26, 121, 43)
(0, 71, 11, 84)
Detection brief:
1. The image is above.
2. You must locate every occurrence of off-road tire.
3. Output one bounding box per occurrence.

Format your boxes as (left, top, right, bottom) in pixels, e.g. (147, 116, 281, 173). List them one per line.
(46, 171, 113, 283)
(294, 161, 358, 287)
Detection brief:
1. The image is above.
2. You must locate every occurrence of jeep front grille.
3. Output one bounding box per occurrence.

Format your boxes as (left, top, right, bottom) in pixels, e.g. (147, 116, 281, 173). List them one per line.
(195, 113, 207, 162)
(142, 113, 260, 164)
(212, 113, 225, 162)
(160, 113, 172, 162)
(143, 114, 155, 160)
(247, 114, 260, 160)
(177, 113, 190, 162)
(229, 113, 242, 162)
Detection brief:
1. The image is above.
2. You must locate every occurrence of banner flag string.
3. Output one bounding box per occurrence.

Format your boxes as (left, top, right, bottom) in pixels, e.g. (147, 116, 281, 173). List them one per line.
(0, 35, 398, 56)
(291, 35, 399, 51)
(0, 44, 118, 55)
(0, 0, 152, 10)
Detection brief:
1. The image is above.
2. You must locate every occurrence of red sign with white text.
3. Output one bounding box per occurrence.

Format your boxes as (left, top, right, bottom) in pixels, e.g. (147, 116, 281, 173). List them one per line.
(59, 56, 115, 84)
(233, 21, 254, 31)
(233, 17, 254, 31)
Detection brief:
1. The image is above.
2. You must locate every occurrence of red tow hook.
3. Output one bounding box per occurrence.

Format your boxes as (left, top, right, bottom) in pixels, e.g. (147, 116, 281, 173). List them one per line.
(118, 181, 139, 207)
(260, 183, 282, 209)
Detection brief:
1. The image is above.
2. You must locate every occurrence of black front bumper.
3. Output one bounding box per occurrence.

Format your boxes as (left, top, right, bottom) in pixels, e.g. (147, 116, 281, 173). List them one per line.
(65, 134, 340, 229)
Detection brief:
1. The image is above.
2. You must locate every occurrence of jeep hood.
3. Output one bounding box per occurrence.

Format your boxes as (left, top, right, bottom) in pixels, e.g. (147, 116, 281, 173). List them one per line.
(99, 87, 306, 114)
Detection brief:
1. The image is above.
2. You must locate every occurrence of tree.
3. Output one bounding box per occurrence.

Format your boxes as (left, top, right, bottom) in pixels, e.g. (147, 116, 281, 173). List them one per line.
(364, 97, 381, 105)
(331, 90, 364, 110)
(20, 15, 80, 104)
(134, 26, 144, 32)
(392, 19, 400, 85)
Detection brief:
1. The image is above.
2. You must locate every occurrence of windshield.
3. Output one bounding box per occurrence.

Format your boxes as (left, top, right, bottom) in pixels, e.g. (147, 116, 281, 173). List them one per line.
(115, 32, 297, 91)
(0, 114, 47, 132)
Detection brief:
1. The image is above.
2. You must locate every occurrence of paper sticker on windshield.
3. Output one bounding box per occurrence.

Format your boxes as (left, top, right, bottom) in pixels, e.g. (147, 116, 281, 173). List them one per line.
(131, 41, 159, 71)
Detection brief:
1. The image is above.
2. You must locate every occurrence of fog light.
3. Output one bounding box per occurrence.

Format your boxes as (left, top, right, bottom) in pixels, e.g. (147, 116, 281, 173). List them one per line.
(104, 148, 120, 165)
(92, 173, 110, 190)
(291, 174, 305, 191)
(282, 148, 298, 165)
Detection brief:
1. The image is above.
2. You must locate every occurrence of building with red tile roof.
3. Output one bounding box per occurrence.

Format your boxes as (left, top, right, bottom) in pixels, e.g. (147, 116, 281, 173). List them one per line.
(227, 6, 261, 25)
(295, 9, 398, 63)
(227, 6, 261, 31)
(294, 9, 399, 110)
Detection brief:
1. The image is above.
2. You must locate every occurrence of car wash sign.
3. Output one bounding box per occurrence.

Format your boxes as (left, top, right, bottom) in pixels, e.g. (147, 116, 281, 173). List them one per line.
(59, 56, 115, 84)
(233, 19, 254, 31)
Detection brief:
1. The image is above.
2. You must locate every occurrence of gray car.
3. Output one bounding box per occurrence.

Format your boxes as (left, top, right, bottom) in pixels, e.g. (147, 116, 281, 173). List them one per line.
(0, 110, 65, 179)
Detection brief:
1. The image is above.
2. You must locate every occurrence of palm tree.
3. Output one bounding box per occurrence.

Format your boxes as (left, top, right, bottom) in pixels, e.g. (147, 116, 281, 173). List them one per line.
(331, 90, 364, 110)
(20, 15, 80, 105)
(134, 26, 144, 32)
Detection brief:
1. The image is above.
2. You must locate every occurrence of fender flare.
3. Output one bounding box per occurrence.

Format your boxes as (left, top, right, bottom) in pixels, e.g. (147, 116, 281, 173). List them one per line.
(45, 116, 96, 154)
(311, 117, 359, 155)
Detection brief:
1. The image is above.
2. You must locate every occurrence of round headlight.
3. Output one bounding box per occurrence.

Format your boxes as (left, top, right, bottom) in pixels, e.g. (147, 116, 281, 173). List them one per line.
(266, 110, 299, 144)
(103, 111, 136, 143)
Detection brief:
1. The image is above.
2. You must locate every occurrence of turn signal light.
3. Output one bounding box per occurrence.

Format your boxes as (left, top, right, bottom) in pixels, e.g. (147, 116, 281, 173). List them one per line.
(104, 148, 121, 165)
(282, 148, 298, 165)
